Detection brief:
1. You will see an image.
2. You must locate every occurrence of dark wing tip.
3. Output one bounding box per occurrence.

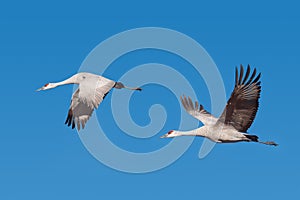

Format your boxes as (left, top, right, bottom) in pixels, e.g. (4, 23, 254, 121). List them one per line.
(65, 117, 69, 125)
(65, 110, 72, 125)
(242, 65, 251, 84)
(238, 64, 244, 85)
(65, 109, 76, 129)
(235, 66, 239, 86)
(221, 65, 262, 132)
(239, 66, 261, 86)
(253, 72, 261, 83)
(102, 91, 110, 100)
(235, 64, 262, 86)
(236, 64, 262, 86)
(200, 104, 204, 111)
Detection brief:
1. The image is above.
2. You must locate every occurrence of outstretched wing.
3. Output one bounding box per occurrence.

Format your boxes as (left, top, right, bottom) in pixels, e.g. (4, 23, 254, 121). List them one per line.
(65, 75, 115, 130)
(181, 96, 217, 126)
(217, 65, 261, 132)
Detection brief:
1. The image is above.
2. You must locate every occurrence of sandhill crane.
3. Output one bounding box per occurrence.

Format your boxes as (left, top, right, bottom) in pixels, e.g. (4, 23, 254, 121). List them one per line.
(161, 65, 278, 146)
(37, 72, 141, 130)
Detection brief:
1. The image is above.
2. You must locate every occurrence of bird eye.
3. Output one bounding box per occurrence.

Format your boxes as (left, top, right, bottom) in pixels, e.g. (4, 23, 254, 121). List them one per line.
(44, 83, 49, 87)
(82, 76, 86, 79)
(168, 130, 174, 135)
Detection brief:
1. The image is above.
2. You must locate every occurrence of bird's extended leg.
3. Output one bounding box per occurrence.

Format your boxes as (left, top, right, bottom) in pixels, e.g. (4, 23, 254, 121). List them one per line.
(114, 82, 142, 91)
(258, 140, 279, 146)
(124, 86, 142, 91)
(244, 134, 278, 146)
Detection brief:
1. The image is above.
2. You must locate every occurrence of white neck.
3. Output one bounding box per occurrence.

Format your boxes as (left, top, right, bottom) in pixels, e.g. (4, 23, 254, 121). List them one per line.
(173, 127, 207, 137)
(50, 76, 78, 89)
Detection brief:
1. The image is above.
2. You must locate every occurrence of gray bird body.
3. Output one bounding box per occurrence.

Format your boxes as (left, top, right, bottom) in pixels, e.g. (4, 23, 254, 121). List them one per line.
(161, 65, 278, 146)
(37, 72, 141, 130)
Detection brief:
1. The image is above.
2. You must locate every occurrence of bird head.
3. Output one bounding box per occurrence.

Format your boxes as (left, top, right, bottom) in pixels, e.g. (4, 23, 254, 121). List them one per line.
(160, 130, 177, 138)
(36, 83, 57, 91)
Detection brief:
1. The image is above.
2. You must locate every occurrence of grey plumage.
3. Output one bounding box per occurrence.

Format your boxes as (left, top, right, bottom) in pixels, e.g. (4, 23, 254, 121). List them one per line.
(161, 65, 278, 146)
(37, 72, 141, 130)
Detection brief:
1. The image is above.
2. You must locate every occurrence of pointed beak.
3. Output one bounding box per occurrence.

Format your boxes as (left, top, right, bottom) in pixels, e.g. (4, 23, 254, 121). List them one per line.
(160, 134, 168, 138)
(36, 87, 43, 92)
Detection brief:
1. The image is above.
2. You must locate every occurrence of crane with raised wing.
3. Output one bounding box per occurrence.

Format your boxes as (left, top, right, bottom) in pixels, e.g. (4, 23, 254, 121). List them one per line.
(161, 65, 278, 146)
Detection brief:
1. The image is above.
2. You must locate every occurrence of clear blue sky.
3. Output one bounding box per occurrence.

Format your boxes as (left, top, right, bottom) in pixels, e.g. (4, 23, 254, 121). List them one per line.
(1, 0, 299, 199)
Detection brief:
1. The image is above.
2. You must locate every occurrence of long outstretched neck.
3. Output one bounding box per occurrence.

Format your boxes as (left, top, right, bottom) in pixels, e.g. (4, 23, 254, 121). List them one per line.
(52, 76, 78, 87)
(175, 128, 206, 137)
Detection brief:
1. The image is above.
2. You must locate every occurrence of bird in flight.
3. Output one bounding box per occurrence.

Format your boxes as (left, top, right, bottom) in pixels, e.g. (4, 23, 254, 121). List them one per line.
(161, 65, 278, 146)
(37, 72, 141, 130)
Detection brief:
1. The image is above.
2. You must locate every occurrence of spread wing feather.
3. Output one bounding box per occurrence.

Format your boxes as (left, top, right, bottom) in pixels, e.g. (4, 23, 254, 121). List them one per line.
(217, 65, 261, 132)
(181, 96, 217, 126)
(65, 75, 115, 130)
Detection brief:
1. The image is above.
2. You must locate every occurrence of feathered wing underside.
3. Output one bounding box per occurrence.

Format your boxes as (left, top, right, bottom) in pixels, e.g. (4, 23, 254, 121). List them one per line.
(180, 96, 217, 126)
(65, 76, 115, 130)
(217, 65, 261, 132)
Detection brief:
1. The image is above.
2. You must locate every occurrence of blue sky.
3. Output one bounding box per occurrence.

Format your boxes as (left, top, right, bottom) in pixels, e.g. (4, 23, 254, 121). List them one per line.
(1, 0, 299, 199)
